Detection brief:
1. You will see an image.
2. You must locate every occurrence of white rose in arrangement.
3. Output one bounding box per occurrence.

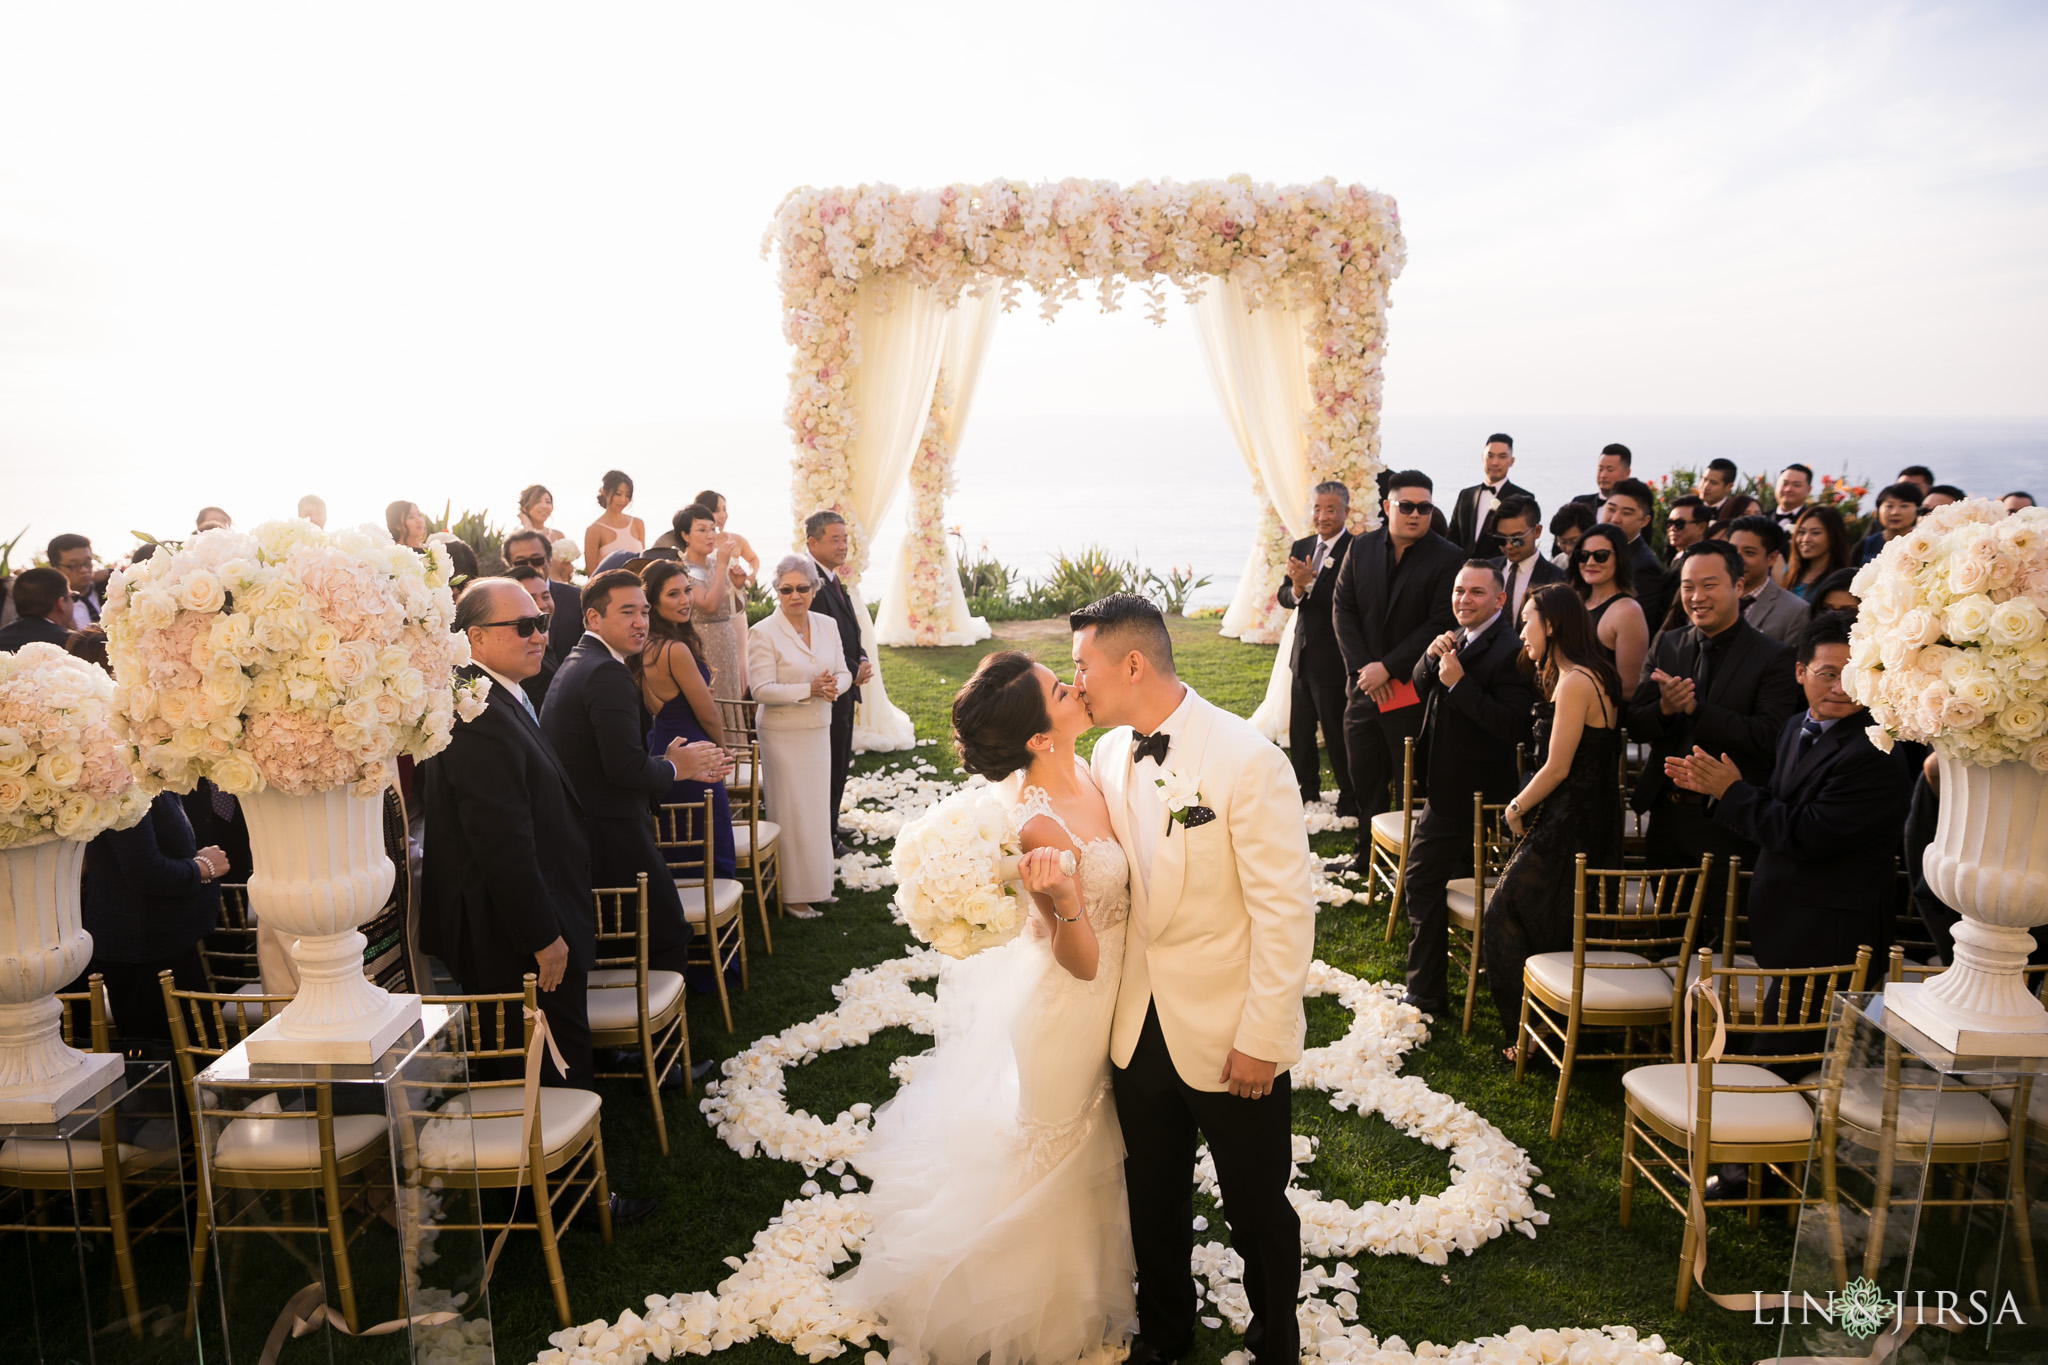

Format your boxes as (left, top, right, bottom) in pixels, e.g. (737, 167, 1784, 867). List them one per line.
(0, 644, 150, 850)
(102, 521, 476, 796)
(1848, 500, 2048, 766)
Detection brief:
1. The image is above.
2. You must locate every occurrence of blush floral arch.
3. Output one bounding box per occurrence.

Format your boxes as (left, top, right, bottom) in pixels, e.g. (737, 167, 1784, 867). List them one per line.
(764, 176, 1405, 749)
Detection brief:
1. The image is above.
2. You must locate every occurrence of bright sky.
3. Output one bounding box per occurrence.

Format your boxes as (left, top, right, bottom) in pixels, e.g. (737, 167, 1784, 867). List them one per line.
(2, 0, 2043, 558)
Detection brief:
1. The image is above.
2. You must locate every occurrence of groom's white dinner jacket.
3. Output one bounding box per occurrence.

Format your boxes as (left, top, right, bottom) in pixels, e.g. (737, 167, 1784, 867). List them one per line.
(1092, 687, 1317, 1091)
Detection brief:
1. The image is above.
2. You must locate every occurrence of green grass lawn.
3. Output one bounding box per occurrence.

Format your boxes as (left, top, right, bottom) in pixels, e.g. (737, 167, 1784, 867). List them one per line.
(480, 618, 1786, 1365)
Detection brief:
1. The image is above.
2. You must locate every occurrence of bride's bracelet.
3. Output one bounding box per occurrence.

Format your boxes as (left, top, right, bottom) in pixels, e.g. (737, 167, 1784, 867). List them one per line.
(1049, 904, 1082, 924)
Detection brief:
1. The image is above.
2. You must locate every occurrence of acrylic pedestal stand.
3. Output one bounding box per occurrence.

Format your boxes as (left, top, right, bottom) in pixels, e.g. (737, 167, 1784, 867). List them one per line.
(1775, 993, 2047, 1363)
(195, 1004, 492, 1363)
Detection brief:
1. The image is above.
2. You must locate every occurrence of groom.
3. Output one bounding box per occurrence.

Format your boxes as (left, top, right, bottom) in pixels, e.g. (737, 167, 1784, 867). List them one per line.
(1072, 594, 1316, 1365)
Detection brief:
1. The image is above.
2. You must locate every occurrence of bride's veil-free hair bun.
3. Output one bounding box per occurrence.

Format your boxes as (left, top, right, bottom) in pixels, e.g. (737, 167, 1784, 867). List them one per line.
(952, 650, 1051, 781)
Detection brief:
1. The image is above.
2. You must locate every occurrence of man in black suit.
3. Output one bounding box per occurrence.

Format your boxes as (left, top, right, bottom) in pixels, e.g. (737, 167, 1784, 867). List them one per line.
(805, 511, 873, 855)
(1400, 562, 1537, 1012)
(421, 580, 598, 1085)
(1629, 541, 1802, 918)
(1485, 495, 1564, 631)
(1666, 611, 1902, 974)
(1446, 433, 1532, 557)
(503, 528, 582, 668)
(505, 567, 562, 708)
(539, 570, 731, 986)
(1277, 481, 1356, 816)
(1571, 442, 1634, 510)
(0, 569, 76, 652)
(1331, 470, 1465, 870)
(1600, 476, 1671, 633)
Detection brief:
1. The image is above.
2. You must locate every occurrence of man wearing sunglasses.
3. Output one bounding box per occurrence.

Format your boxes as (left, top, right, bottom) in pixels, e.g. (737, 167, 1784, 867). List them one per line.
(1484, 495, 1563, 629)
(504, 527, 582, 667)
(1330, 470, 1464, 871)
(1662, 495, 1711, 563)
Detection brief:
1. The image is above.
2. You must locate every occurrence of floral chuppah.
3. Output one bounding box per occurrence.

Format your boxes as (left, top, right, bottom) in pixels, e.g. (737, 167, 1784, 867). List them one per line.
(763, 177, 1405, 743)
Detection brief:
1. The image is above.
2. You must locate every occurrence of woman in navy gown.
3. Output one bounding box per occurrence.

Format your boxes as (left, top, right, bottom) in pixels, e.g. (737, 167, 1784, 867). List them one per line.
(636, 560, 735, 879)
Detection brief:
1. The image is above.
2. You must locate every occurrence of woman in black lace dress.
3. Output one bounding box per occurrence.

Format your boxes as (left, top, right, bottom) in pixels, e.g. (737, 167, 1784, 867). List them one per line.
(1482, 584, 1626, 1064)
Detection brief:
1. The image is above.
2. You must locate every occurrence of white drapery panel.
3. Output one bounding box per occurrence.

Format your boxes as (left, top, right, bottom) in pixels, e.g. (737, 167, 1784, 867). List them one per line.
(1191, 276, 1318, 742)
(876, 288, 1001, 647)
(842, 274, 948, 752)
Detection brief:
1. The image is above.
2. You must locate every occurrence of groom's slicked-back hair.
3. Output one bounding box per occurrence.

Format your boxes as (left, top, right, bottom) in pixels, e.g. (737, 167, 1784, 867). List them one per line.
(1071, 593, 1174, 677)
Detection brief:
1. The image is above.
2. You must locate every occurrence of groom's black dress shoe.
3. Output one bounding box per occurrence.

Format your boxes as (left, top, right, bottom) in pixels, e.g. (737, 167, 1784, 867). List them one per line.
(1401, 993, 1447, 1016)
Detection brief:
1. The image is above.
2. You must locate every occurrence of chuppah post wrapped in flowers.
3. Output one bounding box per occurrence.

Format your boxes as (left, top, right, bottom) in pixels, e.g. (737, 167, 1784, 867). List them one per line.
(103, 520, 489, 1062)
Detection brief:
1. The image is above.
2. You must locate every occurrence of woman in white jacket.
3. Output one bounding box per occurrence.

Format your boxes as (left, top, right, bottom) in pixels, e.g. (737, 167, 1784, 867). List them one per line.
(745, 555, 852, 919)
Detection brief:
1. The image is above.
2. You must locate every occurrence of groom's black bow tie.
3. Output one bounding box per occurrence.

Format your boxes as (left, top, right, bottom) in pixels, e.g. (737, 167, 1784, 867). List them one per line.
(1132, 730, 1171, 765)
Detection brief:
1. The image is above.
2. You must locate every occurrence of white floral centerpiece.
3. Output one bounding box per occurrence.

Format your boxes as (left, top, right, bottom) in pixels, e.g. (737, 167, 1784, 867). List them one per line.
(0, 644, 151, 1119)
(103, 520, 488, 1062)
(1849, 498, 2048, 1053)
(889, 787, 1036, 960)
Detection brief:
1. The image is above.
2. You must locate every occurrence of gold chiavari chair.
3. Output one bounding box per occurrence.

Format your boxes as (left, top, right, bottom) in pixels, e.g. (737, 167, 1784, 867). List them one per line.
(1663, 859, 1759, 1017)
(1621, 947, 1872, 1309)
(412, 977, 611, 1328)
(715, 697, 760, 801)
(587, 874, 693, 1155)
(199, 882, 262, 995)
(655, 797, 747, 1032)
(1518, 854, 1712, 1138)
(1375, 738, 1417, 942)
(725, 740, 780, 954)
(1445, 794, 1517, 1036)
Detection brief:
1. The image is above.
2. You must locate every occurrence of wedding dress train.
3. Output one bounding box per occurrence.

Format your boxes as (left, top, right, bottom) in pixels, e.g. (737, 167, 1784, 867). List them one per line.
(839, 776, 1135, 1364)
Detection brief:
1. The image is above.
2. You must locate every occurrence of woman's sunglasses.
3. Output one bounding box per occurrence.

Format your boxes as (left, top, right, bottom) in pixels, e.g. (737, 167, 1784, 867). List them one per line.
(476, 612, 552, 637)
(776, 584, 814, 596)
(1573, 548, 1615, 566)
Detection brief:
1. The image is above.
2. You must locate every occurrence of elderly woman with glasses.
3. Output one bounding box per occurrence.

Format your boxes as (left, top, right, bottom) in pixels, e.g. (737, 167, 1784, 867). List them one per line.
(744, 555, 852, 919)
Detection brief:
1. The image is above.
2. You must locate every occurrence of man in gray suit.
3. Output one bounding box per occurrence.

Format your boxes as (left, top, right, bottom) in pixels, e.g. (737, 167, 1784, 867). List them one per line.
(1726, 515, 1807, 646)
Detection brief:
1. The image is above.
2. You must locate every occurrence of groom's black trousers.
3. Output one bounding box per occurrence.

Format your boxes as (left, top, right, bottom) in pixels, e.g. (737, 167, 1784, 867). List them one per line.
(1113, 1003, 1299, 1365)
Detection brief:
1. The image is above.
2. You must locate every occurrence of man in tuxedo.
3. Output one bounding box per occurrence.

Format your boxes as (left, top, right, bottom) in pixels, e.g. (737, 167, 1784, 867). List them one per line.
(1663, 495, 1711, 563)
(506, 566, 561, 708)
(46, 535, 98, 627)
(1628, 541, 1802, 918)
(1277, 482, 1355, 815)
(1726, 515, 1807, 645)
(420, 579, 660, 1225)
(540, 570, 730, 992)
(1485, 495, 1563, 630)
(1399, 563, 1536, 1013)
(805, 511, 873, 854)
(503, 528, 582, 667)
(1697, 458, 1739, 518)
(1446, 433, 1530, 557)
(1772, 464, 1813, 531)
(0, 569, 76, 652)
(1331, 471, 1465, 869)
(1571, 442, 1633, 509)
(1600, 477, 1671, 633)
(1666, 611, 1902, 974)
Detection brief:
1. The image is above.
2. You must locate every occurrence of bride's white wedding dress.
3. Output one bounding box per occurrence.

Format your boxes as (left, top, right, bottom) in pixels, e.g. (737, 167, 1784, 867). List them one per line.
(839, 774, 1135, 1364)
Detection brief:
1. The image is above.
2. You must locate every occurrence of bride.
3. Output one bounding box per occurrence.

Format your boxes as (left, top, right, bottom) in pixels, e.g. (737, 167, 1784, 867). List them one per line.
(838, 649, 1135, 1363)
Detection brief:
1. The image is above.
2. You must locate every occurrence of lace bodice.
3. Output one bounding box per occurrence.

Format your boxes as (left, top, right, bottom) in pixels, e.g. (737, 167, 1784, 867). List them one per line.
(1011, 785, 1130, 935)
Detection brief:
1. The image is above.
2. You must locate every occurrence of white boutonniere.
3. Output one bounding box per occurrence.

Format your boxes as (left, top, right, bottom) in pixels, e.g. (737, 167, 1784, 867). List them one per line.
(454, 674, 493, 723)
(1154, 767, 1210, 835)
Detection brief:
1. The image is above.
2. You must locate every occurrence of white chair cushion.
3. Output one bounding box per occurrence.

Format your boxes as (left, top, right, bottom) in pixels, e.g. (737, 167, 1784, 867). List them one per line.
(675, 878, 744, 924)
(213, 1094, 388, 1172)
(732, 822, 780, 858)
(420, 1087, 602, 1171)
(0, 1138, 150, 1173)
(1525, 951, 1676, 1012)
(586, 969, 686, 1032)
(1986, 1076, 2048, 1129)
(1662, 954, 1762, 1014)
(1447, 878, 1494, 931)
(1369, 811, 1407, 849)
(1831, 1068, 2009, 1146)
(1624, 1062, 1816, 1144)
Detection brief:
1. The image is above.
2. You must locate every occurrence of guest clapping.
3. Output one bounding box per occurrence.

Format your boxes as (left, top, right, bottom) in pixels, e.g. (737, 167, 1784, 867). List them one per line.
(638, 561, 735, 881)
(584, 470, 645, 574)
(1277, 481, 1356, 815)
(746, 556, 852, 919)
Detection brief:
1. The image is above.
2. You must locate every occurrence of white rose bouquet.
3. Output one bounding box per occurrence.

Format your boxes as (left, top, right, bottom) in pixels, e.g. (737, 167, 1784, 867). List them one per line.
(102, 521, 493, 798)
(0, 644, 152, 849)
(889, 786, 1058, 959)
(1847, 499, 2048, 768)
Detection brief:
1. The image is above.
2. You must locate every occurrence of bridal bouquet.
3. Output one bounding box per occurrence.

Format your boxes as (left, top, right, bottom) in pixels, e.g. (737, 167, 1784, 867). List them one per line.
(103, 521, 492, 798)
(1847, 499, 2048, 767)
(0, 644, 151, 849)
(890, 786, 1030, 959)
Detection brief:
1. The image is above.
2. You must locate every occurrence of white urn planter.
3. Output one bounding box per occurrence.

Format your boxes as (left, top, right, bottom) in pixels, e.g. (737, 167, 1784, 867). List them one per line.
(1886, 754, 2048, 1057)
(240, 787, 420, 1065)
(0, 840, 124, 1122)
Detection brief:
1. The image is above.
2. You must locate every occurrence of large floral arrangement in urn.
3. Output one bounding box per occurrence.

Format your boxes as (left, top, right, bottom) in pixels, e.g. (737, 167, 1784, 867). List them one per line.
(1850, 498, 2048, 1053)
(103, 520, 489, 1062)
(0, 644, 151, 1119)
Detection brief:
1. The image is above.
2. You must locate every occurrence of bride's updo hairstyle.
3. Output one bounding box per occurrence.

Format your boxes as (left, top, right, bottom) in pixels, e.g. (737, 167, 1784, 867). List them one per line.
(952, 650, 1051, 781)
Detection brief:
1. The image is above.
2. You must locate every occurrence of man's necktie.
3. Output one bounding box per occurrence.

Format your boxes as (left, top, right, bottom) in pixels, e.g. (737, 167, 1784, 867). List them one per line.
(509, 683, 538, 724)
(1308, 540, 1328, 578)
(1502, 561, 1518, 613)
(210, 784, 236, 821)
(1132, 731, 1170, 765)
(1797, 716, 1825, 760)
